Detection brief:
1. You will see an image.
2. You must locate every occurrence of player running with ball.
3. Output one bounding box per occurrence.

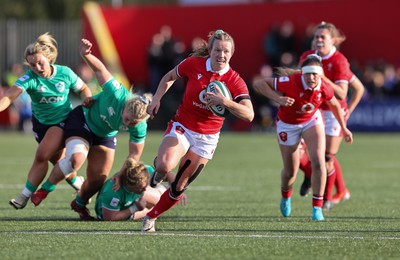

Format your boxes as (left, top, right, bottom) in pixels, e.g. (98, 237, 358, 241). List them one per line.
(142, 29, 254, 232)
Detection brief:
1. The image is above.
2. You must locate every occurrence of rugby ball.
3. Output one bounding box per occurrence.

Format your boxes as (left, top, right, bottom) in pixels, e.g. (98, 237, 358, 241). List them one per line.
(206, 80, 232, 117)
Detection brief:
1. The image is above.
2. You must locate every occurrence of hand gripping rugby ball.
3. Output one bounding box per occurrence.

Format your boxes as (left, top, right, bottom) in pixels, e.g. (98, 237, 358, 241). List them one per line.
(206, 80, 232, 117)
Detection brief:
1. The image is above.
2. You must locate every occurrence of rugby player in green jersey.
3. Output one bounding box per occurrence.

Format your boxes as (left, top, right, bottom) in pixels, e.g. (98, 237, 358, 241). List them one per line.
(0, 33, 92, 210)
(95, 159, 187, 221)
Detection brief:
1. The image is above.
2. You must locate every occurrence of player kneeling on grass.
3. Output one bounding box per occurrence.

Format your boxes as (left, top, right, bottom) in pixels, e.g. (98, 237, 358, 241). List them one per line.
(96, 158, 187, 221)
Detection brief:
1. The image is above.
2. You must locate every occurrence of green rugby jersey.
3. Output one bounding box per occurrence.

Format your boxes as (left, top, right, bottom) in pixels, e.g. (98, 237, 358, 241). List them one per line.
(95, 165, 154, 220)
(83, 78, 147, 143)
(14, 65, 84, 125)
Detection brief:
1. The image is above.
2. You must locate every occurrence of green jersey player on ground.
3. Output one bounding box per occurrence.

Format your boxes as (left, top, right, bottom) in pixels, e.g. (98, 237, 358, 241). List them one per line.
(95, 160, 187, 221)
(0, 32, 92, 210)
(95, 161, 159, 221)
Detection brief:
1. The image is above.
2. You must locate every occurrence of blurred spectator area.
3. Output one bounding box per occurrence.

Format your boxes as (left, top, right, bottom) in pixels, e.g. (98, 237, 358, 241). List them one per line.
(1, 0, 399, 131)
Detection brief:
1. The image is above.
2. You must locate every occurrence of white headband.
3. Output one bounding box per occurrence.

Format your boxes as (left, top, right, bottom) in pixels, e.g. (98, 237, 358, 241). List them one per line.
(302, 66, 323, 75)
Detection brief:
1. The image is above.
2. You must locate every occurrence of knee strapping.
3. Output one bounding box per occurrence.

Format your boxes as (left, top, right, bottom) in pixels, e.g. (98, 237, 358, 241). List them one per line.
(170, 160, 205, 197)
(170, 160, 191, 197)
(59, 139, 89, 177)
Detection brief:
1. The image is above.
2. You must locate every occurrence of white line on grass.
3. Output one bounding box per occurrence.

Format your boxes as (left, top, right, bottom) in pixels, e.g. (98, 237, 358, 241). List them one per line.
(2, 231, 399, 240)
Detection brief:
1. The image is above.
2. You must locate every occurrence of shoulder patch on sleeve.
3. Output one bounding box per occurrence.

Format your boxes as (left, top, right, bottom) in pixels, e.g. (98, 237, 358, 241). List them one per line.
(112, 80, 122, 90)
(110, 197, 120, 207)
(18, 75, 30, 82)
(279, 76, 290, 82)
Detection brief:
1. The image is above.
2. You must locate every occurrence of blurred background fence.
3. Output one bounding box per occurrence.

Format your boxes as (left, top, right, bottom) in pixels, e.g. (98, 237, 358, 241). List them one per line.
(0, 19, 82, 75)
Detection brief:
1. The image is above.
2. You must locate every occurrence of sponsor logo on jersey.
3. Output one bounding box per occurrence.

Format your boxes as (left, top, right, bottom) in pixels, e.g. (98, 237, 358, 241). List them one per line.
(55, 82, 65, 92)
(191, 89, 209, 110)
(37, 85, 46, 92)
(300, 103, 315, 113)
(197, 73, 203, 80)
(110, 197, 119, 207)
(39, 96, 65, 104)
(100, 114, 113, 129)
(19, 75, 30, 82)
(107, 107, 116, 117)
(112, 80, 122, 90)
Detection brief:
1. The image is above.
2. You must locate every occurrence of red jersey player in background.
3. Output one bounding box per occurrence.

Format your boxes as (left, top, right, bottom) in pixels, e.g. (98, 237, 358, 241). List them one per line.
(298, 22, 364, 210)
(142, 29, 254, 232)
(253, 54, 353, 221)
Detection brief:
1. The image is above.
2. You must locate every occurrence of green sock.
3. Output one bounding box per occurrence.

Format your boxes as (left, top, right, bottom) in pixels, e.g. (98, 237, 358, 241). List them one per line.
(76, 194, 87, 208)
(42, 180, 56, 192)
(25, 181, 37, 193)
(66, 176, 77, 186)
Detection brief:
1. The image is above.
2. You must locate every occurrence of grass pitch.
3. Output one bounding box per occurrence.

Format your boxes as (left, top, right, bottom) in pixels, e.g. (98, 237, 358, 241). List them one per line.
(0, 131, 399, 259)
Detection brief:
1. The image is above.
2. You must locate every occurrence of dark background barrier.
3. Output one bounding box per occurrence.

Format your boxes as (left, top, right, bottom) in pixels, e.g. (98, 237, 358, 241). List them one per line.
(347, 99, 400, 132)
(83, 0, 400, 87)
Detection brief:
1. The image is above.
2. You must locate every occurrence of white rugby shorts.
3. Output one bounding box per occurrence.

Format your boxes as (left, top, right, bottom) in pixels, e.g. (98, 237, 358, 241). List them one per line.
(164, 121, 220, 160)
(276, 110, 323, 146)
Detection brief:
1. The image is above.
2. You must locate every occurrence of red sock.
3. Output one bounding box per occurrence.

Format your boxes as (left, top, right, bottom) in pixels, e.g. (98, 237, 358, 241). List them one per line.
(312, 195, 324, 208)
(333, 157, 346, 194)
(299, 152, 312, 178)
(147, 188, 182, 219)
(281, 188, 293, 199)
(324, 168, 336, 201)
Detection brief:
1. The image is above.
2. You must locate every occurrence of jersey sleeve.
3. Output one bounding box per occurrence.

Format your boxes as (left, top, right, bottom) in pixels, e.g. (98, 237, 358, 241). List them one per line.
(102, 78, 127, 97)
(275, 75, 292, 93)
(229, 75, 251, 103)
(63, 66, 84, 92)
(176, 57, 193, 78)
(99, 180, 123, 211)
(14, 73, 33, 92)
(332, 56, 352, 84)
(128, 120, 148, 143)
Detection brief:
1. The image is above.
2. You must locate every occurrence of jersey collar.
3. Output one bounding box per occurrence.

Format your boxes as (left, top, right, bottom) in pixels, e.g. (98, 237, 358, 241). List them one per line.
(316, 46, 337, 60)
(48, 65, 57, 79)
(206, 58, 230, 76)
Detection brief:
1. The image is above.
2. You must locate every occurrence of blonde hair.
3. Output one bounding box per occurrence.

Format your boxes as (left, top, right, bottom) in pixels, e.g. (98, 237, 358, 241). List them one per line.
(24, 32, 58, 64)
(124, 93, 153, 123)
(120, 158, 149, 189)
(314, 21, 346, 47)
(191, 29, 235, 58)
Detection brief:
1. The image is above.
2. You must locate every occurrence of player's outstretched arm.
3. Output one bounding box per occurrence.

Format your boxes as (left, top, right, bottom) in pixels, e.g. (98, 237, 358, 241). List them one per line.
(80, 38, 113, 86)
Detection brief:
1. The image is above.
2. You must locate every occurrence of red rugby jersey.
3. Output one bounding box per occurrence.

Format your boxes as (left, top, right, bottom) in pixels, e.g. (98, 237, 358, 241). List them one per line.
(174, 56, 250, 134)
(274, 73, 334, 124)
